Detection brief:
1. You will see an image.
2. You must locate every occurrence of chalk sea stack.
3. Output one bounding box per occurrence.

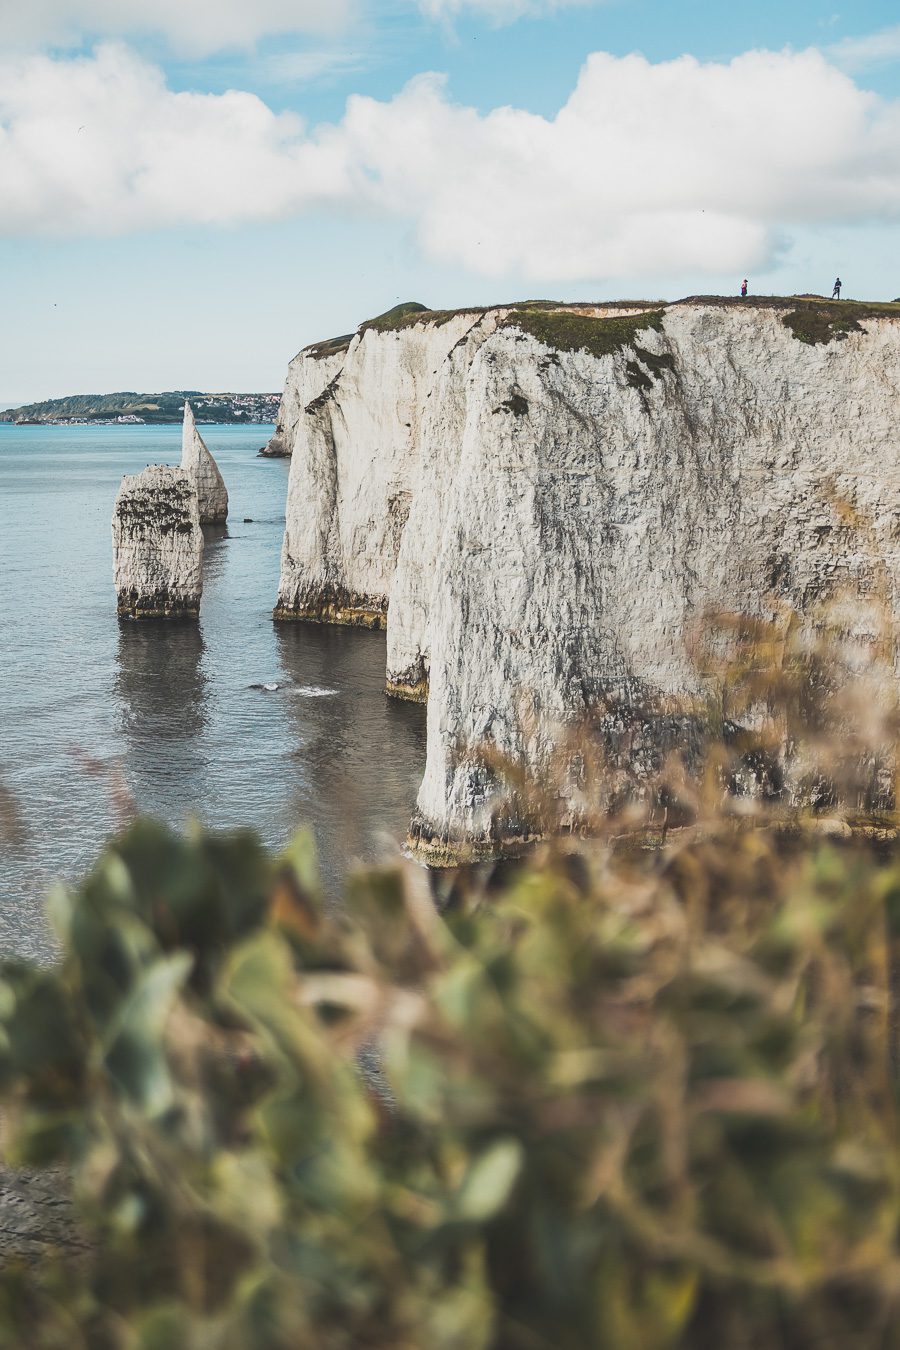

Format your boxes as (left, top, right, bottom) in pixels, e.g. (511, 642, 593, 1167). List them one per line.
(181, 401, 228, 524)
(271, 296, 900, 859)
(112, 466, 203, 619)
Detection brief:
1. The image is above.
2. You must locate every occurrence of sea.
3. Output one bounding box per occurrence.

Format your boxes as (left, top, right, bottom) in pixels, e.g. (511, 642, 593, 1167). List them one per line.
(0, 422, 427, 962)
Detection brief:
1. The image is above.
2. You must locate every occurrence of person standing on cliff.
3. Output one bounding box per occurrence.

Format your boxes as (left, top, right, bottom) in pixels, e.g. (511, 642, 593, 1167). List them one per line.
(832, 277, 842, 299)
(741, 279, 748, 297)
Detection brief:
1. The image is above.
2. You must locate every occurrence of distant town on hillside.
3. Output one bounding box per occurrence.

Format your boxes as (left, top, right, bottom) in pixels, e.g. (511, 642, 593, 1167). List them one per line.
(0, 391, 280, 425)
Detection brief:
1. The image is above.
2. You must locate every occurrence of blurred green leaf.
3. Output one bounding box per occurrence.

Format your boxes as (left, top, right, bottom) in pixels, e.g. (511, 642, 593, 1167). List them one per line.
(454, 1138, 523, 1222)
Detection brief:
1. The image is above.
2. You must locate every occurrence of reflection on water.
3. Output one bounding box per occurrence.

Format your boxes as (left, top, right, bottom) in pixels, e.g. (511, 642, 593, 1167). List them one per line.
(117, 621, 208, 740)
(0, 424, 426, 960)
(115, 621, 209, 819)
(274, 623, 427, 894)
(201, 523, 229, 555)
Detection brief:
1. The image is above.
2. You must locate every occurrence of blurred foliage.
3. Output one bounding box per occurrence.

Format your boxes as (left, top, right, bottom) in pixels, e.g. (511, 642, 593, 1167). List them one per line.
(2, 814, 900, 1347)
(3, 600, 900, 1348)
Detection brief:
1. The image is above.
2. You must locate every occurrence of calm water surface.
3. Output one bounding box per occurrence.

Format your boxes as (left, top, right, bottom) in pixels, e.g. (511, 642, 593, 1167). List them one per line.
(0, 423, 426, 960)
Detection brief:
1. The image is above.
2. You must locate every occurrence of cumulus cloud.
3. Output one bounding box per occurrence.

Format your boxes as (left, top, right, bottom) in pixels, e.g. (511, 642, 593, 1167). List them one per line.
(0, 46, 351, 234)
(2, 44, 900, 281)
(0, 0, 351, 56)
(343, 49, 900, 279)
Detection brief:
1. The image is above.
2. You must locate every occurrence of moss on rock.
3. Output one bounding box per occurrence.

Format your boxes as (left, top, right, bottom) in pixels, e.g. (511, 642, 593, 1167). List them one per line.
(502, 308, 667, 360)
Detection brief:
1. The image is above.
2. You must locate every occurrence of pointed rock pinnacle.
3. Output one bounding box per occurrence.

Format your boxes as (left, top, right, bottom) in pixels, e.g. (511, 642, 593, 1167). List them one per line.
(181, 400, 228, 524)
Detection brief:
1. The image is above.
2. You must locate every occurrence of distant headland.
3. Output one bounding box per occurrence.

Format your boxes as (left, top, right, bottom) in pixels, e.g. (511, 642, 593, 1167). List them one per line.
(0, 390, 279, 426)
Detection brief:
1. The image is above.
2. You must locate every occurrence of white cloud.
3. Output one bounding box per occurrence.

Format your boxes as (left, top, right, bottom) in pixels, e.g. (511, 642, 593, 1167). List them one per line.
(0, 0, 351, 57)
(2, 44, 900, 282)
(828, 24, 900, 72)
(417, 0, 598, 23)
(0, 0, 594, 50)
(0, 46, 351, 234)
(343, 48, 900, 280)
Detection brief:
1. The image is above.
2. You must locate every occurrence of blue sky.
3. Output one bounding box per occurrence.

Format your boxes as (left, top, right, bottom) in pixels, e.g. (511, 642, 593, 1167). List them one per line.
(1, 0, 899, 405)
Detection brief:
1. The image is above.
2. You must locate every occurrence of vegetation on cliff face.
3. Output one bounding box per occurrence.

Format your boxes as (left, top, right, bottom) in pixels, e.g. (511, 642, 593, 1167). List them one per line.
(3, 607, 900, 1349)
(303, 334, 355, 361)
(665, 294, 900, 345)
(780, 297, 900, 345)
(502, 307, 667, 361)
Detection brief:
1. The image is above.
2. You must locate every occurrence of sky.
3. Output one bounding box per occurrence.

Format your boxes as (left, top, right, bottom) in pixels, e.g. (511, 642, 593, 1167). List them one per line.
(1, 0, 900, 405)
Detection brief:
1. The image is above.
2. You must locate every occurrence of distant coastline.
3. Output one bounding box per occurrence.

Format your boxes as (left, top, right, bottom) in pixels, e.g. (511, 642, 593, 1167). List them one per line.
(0, 390, 280, 426)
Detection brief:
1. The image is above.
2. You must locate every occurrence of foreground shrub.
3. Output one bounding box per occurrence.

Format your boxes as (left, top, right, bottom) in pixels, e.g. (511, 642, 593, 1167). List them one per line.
(0, 810, 899, 1349)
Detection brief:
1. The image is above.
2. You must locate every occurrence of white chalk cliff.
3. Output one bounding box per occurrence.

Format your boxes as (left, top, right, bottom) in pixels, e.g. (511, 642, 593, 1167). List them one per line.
(274, 305, 485, 627)
(274, 298, 900, 856)
(112, 465, 204, 619)
(181, 401, 228, 524)
(262, 338, 348, 459)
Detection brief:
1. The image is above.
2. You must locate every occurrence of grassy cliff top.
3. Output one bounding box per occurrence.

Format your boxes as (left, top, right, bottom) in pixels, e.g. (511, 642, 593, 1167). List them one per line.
(358, 297, 664, 334)
(303, 297, 664, 357)
(302, 293, 900, 361)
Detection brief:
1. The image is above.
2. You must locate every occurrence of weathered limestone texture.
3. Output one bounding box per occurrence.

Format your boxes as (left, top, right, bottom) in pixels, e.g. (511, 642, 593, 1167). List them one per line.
(181, 401, 228, 523)
(273, 299, 900, 856)
(386, 312, 502, 698)
(274, 310, 487, 626)
(261, 344, 347, 457)
(112, 466, 203, 619)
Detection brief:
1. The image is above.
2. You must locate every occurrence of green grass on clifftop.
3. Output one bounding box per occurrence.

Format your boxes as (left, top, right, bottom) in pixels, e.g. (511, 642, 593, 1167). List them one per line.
(779, 296, 900, 345)
(502, 307, 667, 359)
(358, 300, 431, 333)
(305, 294, 900, 361)
(303, 333, 355, 360)
(356, 299, 667, 348)
(673, 293, 900, 345)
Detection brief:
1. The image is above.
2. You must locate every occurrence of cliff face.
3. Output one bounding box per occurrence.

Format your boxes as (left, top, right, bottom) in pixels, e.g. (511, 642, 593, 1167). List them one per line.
(112, 466, 204, 619)
(275, 311, 480, 626)
(261, 344, 346, 458)
(273, 299, 900, 855)
(181, 402, 228, 524)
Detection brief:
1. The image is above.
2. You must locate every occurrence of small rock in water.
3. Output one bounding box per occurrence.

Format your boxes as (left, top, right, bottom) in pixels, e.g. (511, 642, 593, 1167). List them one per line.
(243, 517, 253, 523)
(249, 682, 280, 692)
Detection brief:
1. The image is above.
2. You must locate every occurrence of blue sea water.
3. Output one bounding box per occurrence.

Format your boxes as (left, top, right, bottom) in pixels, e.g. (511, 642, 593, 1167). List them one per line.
(0, 422, 426, 961)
